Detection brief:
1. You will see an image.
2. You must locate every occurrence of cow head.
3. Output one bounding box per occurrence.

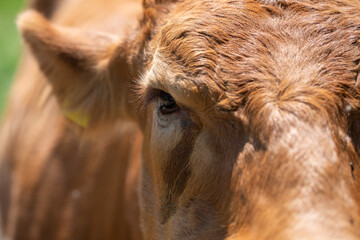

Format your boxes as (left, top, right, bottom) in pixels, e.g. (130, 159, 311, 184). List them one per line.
(18, 0, 360, 239)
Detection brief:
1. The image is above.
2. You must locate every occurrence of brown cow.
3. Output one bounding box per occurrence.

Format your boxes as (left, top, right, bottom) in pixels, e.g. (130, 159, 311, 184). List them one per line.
(0, 0, 143, 240)
(2, 0, 360, 239)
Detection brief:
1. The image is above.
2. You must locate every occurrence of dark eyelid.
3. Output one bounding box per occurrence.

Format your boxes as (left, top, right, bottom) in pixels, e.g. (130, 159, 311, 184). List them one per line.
(159, 90, 175, 102)
(159, 90, 179, 114)
(144, 88, 175, 104)
(136, 87, 184, 114)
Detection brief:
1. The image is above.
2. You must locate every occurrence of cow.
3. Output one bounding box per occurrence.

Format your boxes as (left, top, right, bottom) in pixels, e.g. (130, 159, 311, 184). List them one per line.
(1, 0, 360, 239)
(0, 0, 143, 239)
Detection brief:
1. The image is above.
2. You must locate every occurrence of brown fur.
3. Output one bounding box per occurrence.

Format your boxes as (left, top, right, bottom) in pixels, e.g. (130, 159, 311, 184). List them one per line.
(2, 0, 360, 239)
(28, 0, 59, 18)
(0, 0, 143, 239)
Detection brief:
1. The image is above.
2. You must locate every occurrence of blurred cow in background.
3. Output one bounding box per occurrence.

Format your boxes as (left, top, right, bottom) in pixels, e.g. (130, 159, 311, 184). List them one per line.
(2, 0, 360, 240)
(0, 0, 143, 239)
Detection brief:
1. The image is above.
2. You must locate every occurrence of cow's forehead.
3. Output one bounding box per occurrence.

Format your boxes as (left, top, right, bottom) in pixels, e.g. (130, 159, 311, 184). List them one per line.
(144, 0, 260, 110)
(144, 0, 360, 115)
(141, 49, 219, 111)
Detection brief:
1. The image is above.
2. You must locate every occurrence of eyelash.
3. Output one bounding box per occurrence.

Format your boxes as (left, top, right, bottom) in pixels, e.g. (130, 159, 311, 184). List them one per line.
(158, 90, 179, 115)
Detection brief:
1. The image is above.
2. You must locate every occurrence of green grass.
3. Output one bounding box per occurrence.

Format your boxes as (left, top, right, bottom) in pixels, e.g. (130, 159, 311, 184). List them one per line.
(0, 0, 25, 116)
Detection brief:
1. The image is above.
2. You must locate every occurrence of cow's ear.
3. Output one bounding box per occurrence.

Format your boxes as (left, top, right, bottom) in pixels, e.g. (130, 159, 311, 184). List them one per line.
(17, 10, 134, 129)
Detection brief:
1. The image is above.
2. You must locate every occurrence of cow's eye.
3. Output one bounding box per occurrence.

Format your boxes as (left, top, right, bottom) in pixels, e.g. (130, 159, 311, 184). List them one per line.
(159, 91, 179, 114)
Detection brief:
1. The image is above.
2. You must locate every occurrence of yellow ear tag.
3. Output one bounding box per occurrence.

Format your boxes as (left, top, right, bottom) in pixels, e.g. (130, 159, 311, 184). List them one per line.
(62, 100, 90, 128)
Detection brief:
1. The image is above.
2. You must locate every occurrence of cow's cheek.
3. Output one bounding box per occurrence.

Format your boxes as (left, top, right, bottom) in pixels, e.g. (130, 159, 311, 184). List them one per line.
(139, 109, 186, 237)
(162, 131, 234, 239)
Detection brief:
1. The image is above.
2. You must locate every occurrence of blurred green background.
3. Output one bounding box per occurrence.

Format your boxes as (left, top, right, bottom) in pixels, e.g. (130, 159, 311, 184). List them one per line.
(0, 0, 26, 116)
